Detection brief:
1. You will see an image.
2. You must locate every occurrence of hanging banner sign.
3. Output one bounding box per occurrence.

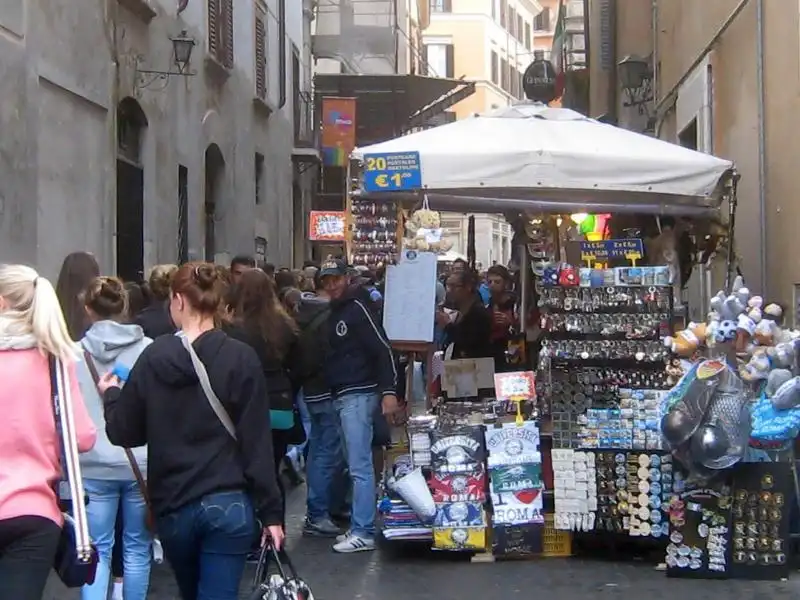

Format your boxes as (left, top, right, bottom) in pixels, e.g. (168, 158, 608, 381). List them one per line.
(309, 211, 345, 241)
(580, 238, 644, 262)
(362, 152, 422, 192)
(321, 97, 356, 167)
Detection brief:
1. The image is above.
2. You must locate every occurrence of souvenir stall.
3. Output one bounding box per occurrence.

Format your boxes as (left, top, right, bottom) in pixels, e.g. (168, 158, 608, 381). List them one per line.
(656, 275, 800, 580)
(347, 102, 739, 560)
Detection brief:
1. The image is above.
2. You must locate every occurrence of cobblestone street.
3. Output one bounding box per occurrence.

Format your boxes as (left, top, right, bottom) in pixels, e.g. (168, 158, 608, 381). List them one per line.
(43, 483, 799, 600)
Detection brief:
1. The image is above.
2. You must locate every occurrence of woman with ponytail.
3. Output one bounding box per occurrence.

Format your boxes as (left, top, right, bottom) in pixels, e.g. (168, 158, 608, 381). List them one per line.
(0, 264, 97, 600)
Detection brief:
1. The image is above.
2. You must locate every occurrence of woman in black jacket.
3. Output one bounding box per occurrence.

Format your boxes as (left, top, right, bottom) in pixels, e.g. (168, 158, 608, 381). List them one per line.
(97, 262, 283, 600)
(225, 269, 301, 520)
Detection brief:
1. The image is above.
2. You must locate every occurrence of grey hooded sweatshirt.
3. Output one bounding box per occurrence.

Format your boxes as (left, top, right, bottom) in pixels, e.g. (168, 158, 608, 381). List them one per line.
(77, 321, 152, 480)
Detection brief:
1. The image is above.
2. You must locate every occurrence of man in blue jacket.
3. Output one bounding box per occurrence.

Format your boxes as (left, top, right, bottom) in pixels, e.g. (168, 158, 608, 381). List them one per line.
(319, 259, 399, 553)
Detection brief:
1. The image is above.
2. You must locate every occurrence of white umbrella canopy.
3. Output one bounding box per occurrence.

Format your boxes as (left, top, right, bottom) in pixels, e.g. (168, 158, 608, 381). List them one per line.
(351, 103, 735, 216)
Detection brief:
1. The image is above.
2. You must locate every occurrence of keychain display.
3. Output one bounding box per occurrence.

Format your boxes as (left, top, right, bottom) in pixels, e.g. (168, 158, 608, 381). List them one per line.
(547, 312, 668, 340)
(537, 272, 674, 452)
(350, 199, 398, 266)
(542, 339, 668, 364)
(538, 286, 672, 313)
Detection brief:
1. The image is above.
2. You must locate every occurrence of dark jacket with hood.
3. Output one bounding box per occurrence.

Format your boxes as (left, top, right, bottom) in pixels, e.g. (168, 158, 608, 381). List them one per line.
(103, 330, 283, 526)
(225, 322, 299, 429)
(134, 301, 176, 339)
(324, 285, 397, 399)
(295, 292, 332, 402)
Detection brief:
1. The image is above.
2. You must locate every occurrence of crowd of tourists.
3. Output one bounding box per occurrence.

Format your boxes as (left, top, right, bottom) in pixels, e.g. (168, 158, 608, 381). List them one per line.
(0, 252, 401, 600)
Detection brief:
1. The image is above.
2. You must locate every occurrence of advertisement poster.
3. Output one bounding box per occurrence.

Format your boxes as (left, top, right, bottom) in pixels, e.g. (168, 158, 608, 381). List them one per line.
(309, 211, 345, 241)
(321, 97, 356, 167)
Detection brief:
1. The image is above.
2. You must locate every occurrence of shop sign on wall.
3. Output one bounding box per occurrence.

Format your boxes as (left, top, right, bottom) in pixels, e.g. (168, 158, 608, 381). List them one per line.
(309, 211, 345, 241)
(580, 238, 644, 262)
(362, 152, 422, 192)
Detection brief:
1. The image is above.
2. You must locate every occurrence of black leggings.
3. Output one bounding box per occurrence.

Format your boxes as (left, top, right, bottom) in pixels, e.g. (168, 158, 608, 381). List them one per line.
(0, 515, 61, 600)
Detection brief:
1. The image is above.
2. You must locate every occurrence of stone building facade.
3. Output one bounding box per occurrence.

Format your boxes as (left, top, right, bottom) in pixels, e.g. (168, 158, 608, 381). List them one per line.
(0, 0, 314, 279)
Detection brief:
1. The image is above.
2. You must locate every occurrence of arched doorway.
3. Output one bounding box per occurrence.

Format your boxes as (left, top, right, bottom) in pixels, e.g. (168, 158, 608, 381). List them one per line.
(116, 98, 147, 282)
(204, 144, 225, 261)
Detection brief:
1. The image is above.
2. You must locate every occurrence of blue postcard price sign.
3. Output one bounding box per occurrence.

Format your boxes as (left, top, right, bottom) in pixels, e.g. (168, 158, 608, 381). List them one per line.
(362, 151, 422, 192)
(580, 238, 644, 263)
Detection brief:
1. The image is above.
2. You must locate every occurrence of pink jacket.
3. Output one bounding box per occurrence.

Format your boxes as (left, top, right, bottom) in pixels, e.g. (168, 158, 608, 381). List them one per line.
(0, 349, 97, 525)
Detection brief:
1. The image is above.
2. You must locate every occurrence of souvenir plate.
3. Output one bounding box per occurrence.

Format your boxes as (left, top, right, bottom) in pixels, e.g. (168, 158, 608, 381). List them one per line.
(491, 490, 544, 525)
(430, 471, 486, 503)
(485, 422, 541, 467)
(490, 463, 543, 494)
(430, 427, 485, 473)
(433, 527, 486, 551)
(434, 502, 485, 528)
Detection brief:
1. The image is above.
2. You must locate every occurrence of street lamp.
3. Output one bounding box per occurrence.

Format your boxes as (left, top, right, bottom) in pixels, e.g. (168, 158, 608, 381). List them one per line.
(135, 30, 197, 91)
(171, 31, 196, 73)
(617, 54, 653, 115)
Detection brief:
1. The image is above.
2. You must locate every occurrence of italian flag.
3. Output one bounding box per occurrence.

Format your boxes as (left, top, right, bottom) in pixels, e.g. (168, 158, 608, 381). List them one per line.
(551, 0, 566, 96)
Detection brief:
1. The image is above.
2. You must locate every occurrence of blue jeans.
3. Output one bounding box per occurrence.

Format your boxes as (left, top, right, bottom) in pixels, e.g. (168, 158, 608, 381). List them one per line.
(158, 490, 257, 600)
(82, 479, 152, 600)
(287, 391, 312, 463)
(334, 391, 379, 538)
(306, 399, 348, 520)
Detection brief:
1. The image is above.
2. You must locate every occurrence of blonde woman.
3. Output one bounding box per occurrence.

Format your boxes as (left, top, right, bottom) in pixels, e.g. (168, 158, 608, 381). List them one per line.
(77, 277, 153, 600)
(134, 264, 177, 339)
(0, 264, 97, 600)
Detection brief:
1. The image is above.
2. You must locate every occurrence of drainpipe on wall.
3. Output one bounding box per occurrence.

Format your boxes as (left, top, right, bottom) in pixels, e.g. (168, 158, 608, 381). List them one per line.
(756, 0, 767, 295)
(278, 0, 287, 108)
(607, 0, 617, 122)
(651, 0, 657, 105)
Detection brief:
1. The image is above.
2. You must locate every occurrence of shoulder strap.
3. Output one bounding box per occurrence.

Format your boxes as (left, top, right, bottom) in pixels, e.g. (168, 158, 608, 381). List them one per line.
(180, 334, 237, 440)
(301, 305, 330, 334)
(49, 355, 68, 498)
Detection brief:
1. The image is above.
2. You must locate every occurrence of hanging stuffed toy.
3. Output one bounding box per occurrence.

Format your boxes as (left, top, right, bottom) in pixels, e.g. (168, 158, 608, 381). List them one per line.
(402, 196, 454, 254)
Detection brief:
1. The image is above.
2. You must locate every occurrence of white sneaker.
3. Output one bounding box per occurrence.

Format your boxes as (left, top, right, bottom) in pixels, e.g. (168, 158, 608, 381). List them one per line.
(332, 533, 375, 553)
(335, 530, 352, 543)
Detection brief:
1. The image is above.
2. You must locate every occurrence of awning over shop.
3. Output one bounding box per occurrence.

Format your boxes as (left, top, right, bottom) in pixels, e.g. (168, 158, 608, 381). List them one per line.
(352, 103, 736, 216)
(314, 73, 475, 146)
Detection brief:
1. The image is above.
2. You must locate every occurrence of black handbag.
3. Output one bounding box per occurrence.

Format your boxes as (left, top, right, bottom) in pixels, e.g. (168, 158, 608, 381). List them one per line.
(248, 544, 314, 600)
(49, 355, 99, 588)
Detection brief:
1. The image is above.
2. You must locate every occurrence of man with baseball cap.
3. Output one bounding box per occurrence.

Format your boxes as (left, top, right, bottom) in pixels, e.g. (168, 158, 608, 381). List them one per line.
(317, 258, 398, 553)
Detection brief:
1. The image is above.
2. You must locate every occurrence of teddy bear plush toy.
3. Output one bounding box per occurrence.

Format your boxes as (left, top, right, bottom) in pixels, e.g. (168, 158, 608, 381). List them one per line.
(663, 322, 707, 357)
(402, 207, 453, 254)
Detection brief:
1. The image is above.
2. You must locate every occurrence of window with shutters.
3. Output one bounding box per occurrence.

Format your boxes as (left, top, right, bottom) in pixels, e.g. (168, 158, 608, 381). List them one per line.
(500, 57, 509, 91)
(208, 0, 234, 69)
(517, 15, 523, 41)
(524, 23, 531, 49)
(508, 7, 516, 36)
(491, 51, 499, 84)
(534, 7, 550, 31)
(254, 6, 267, 99)
(255, 153, 265, 205)
(424, 43, 454, 78)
